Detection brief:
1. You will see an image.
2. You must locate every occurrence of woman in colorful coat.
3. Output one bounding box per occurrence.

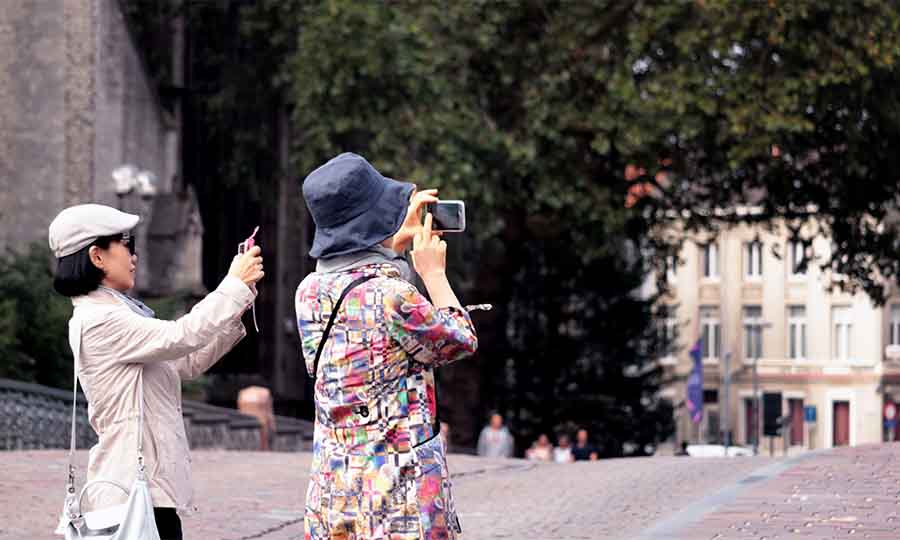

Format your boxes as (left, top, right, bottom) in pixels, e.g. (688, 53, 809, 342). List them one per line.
(296, 153, 479, 540)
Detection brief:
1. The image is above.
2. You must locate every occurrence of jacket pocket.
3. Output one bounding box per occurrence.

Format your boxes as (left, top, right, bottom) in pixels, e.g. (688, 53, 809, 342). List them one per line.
(318, 338, 384, 429)
(322, 398, 381, 429)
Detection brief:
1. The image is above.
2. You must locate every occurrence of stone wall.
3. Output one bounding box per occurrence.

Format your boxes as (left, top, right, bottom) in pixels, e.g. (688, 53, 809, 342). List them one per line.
(0, 378, 314, 452)
(0, 1, 69, 252)
(0, 0, 192, 294)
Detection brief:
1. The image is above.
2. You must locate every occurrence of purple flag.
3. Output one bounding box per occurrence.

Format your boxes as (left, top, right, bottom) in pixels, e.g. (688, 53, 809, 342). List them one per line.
(686, 339, 703, 424)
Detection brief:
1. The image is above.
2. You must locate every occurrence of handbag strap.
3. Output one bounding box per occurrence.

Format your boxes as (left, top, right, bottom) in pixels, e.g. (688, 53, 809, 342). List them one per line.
(67, 319, 82, 494)
(312, 274, 377, 380)
(137, 371, 145, 478)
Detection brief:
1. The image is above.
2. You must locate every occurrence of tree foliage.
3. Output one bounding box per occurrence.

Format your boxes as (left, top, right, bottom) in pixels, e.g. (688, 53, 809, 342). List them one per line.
(0, 245, 73, 387)
(615, 0, 900, 303)
(119, 0, 900, 453)
(286, 0, 674, 455)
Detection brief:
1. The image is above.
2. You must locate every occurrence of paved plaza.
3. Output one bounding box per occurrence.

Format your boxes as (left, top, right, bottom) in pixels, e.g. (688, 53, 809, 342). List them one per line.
(1, 444, 899, 539)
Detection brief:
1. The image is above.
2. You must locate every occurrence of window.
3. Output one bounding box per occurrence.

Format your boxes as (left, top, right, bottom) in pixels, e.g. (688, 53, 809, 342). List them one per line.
(744, 241, 763, 279)
(890, 305, 900, 347)
(665, 255, 678, 283)
(832, 306, 852, 362)
(700, 306, 721, 361)
(743, 306, 763, 360)
(788, 306, 807, 360)
(789, 241, 806, 277)
(658, 311, 679, 363)
(702, 242, 719, 279)
(662, 316, 678, 356)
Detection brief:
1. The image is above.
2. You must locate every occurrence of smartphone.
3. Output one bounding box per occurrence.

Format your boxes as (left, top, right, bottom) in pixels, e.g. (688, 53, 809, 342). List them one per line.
(238, 226, 260, 255)
(426, 201, 466, 233)
(237, 226, 260, 332)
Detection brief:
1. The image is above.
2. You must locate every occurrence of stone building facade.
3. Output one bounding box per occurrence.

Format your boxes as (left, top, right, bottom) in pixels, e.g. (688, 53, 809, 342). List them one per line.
(657, 222, 900, 454)
(0, 0, 202, 296)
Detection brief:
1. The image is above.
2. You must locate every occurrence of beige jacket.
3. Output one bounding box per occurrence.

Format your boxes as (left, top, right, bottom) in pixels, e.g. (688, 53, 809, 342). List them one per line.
(69, 276, 255, 512)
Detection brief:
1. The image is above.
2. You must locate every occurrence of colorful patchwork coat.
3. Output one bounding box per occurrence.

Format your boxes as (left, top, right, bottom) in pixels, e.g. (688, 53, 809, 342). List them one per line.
(296, 263, 478, 539)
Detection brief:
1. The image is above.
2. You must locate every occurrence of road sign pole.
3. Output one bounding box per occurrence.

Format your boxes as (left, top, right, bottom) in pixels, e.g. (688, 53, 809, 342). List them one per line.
(752, 356, 759, 456)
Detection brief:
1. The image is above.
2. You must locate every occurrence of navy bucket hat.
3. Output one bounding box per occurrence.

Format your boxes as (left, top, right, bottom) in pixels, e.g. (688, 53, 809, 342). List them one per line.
(302, 152, 415, 259)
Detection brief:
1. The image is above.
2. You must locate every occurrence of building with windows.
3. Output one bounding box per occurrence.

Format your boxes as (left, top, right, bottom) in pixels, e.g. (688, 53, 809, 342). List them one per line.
(658, 224, 900, 453)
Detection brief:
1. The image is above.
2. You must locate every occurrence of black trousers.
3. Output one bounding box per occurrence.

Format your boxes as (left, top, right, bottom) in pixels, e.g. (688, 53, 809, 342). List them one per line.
(153, 507, 183, 540)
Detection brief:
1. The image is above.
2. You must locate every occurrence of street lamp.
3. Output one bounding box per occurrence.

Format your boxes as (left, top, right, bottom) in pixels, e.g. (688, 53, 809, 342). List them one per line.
(113, 165, 157, 196)
(112, 164, 139, 196)
(112, 165, 157, 207)
(135, 170, 158, 197)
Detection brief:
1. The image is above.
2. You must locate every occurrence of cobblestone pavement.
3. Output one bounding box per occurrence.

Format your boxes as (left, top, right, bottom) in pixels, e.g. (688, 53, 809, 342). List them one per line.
(4, 445, 896, 539)
(647, 443, 900, 540)
(0, 449, 771, 540)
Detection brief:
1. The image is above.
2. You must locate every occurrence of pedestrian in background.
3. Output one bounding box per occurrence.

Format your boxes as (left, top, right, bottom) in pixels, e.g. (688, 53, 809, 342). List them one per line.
(440, 421, 453, 451)
(572, 428, 599, 461)
(525, 433, 553, 462)
(477, 413, 515, 458)
(553, 434, 575, 463)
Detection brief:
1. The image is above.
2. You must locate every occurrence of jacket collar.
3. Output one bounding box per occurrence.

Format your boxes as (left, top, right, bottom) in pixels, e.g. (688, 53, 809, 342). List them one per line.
(71, 287, 126, 308)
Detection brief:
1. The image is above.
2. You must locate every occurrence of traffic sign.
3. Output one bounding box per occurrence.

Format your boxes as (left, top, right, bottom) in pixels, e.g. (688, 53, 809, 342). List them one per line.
(804, 405, 817, 424)
(885, 402, 897, 421)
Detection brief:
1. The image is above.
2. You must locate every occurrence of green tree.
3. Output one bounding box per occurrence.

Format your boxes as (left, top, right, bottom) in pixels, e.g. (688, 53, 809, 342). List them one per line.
(610, 0, 900, 303)
(286, 0, 675, 454)
(0, 245, 73, 387)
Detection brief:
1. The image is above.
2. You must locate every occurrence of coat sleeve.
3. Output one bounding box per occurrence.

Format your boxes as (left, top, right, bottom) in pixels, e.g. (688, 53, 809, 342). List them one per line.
(174, 319, 247, 380)
(383, 281, 478, 367)
(84, 276, 255, 365)
(504, 432, 515, 458)
(477, 428, 488, 456)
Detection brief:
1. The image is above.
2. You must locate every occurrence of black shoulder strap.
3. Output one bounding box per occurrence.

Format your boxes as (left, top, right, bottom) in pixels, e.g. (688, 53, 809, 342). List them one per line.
(312, 274, 377, 380)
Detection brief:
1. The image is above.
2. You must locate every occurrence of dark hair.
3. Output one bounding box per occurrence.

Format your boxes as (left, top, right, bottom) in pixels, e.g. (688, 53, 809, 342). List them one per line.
(53, 235, 121, 297)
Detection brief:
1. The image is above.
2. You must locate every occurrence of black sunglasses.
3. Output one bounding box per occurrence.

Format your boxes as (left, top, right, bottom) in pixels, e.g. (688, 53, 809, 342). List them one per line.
(119, 233, 136, 255)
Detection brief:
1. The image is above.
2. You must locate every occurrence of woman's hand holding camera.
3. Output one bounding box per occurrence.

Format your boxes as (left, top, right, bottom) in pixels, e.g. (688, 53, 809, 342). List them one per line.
(229, 245, 265, 286)
(392, 188, 439, 253)
(411, 213, 446, 279)
(411, 213, 462, 310)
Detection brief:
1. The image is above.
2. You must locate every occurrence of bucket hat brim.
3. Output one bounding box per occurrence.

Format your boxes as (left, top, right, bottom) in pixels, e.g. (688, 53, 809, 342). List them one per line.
(309, 175, 415, 259)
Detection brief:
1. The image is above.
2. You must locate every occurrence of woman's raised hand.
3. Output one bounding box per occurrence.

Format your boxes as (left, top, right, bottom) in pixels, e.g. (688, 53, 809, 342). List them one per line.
(410, 213, 447, 280)
(229, 245, 265, 286)
(391, 188, 439, 253)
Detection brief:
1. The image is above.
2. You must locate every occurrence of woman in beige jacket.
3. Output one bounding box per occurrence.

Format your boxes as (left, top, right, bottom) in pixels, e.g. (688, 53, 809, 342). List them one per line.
(49, 204, 265, 540)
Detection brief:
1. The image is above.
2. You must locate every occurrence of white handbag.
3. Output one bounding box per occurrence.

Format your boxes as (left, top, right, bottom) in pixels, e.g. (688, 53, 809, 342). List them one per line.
(55, 318, 161, 540)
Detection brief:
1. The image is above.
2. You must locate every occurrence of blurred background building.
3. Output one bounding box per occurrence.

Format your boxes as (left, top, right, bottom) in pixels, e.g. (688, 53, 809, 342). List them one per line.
(659, 223, 900, 453)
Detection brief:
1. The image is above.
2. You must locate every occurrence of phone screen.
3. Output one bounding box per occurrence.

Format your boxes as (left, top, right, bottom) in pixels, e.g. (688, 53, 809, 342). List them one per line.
(427, 201, 465, 232)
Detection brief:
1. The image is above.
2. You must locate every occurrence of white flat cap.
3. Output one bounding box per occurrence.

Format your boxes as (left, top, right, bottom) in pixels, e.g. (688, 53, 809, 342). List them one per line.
(48, 204, 140, 258)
